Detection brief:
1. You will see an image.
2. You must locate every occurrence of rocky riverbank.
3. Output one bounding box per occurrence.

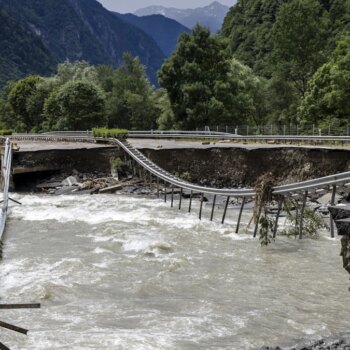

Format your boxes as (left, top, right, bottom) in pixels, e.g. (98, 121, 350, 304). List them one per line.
(261, 333, 350, 350)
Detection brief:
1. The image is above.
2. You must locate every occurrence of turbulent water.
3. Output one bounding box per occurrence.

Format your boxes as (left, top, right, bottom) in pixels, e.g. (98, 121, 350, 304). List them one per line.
(0, 193, 349, 350)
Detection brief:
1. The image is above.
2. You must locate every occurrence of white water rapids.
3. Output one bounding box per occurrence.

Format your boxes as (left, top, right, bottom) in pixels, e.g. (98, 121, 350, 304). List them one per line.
(0, 193, 349, 349)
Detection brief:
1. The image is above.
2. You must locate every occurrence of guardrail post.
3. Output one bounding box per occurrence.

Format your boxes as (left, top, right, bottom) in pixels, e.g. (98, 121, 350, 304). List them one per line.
(299, 191, 308, 239)
(199, 193, 204, 220)
(330, 185, 336, 238)
(157, 177, 160, 198)
(189, 190, 193, 213)
(222, 196, 230, 224)
(253, 207, 261, 238)
(164, 182, 167, 203)
(179, 188, 183, 210)
(171, 185, 174, 208)
(210, 195, 216, 221)
(235, 197, 246, 233)
(273, 197, 283, 238)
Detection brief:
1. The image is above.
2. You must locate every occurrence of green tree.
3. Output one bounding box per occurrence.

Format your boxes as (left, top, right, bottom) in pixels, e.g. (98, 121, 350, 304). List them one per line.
(156, 89, 177, 130)
(299, 38, 350, 127)
(272, 0, 329, 97)
(159, 25, 260, 129)
(107, 53, 158, 130)
(8, 75, 46, 131)
(44, 81, 106, 130)
(0, 80, 16, 129)
(55, 61, 99, 85)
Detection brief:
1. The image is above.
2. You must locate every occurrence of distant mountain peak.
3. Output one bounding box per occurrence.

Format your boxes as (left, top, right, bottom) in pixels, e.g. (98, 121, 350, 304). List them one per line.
(134, 1, 232, 33)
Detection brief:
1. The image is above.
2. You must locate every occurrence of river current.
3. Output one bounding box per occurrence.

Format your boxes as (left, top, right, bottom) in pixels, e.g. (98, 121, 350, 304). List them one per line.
(0, 193, 349, 349)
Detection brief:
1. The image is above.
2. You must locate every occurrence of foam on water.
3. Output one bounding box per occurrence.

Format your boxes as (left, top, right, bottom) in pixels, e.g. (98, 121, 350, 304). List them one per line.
(0, 193, 349, 349)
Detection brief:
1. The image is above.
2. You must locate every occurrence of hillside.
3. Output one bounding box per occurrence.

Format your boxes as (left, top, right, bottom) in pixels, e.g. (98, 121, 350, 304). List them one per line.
(222, 0, 350, 77)
(134, 1, 231, 33)
(115, 13, 191, 57)
(0, 0, 165, 84)
(0, 8, 56, 87)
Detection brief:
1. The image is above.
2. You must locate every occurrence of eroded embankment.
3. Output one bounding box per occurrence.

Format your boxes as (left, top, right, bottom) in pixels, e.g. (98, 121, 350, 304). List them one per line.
(140, 146, 350, 187)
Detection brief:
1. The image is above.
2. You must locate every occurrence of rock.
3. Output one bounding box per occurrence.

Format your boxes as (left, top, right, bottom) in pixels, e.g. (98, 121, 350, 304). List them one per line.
(329, 205, 350, 235)
(36, 181, 62, 189)
(99, 184, 123, 193)
(55, 186, 78, 195)
(62, 176, 79, 186)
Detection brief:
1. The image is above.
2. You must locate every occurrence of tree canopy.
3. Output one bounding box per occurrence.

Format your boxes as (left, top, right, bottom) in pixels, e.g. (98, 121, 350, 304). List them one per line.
(299, 38, 350, 127)
(159, 25, 262, 129)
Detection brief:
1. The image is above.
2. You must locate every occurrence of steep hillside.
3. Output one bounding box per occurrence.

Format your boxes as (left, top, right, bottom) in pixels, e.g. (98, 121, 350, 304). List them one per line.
(0, 8, 56, 87)
(135, 1, 231, 33)
(115, 13, 191, 56)
(0, 0, 165, 83)
(222, 0, 350, 77)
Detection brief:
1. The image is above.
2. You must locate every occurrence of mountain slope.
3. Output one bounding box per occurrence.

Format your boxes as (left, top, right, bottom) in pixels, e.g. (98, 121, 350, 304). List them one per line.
(134, 1, 231, 33)
(115, 13, 191, 57)
(222, 0, 350, 78)
(0, 0, 165, 83)
(0, 8, 56, 87)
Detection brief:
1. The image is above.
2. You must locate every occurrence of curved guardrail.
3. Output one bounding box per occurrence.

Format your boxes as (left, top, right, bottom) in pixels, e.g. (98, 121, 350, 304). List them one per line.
(114, 139, 350, 197)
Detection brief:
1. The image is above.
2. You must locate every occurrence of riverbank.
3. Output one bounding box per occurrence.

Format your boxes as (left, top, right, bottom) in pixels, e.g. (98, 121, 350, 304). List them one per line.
(262, 333, 350, 349)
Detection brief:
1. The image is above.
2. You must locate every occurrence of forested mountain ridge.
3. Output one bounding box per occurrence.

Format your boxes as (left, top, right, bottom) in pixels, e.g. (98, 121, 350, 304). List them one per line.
(222, 0, 350, 77)
(0, 0, 165, 85)
(0, 8, 56, 87)
(114, 13, 191, 57)
(134, 1, 231, 33)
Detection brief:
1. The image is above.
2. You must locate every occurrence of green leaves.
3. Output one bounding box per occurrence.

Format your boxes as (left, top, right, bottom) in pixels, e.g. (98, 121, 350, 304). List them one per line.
(299, 37, 350, 127)
(271, 0, 329, 97)
(44, 81, 106, 131)
(159, 25, 261, 129)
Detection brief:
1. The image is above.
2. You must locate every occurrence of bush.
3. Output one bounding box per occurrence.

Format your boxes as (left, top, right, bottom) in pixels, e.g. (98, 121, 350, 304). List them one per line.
(92, 128, 128, 139)
(0, 130, 13, 135)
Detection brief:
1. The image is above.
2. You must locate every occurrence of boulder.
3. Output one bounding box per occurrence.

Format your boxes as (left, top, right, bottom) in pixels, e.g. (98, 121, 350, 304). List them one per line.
(62, 176, 79, 186)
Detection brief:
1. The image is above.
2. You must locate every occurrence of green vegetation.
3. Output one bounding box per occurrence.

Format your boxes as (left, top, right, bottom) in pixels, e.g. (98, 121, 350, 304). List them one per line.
(0, 56, 160, 132)
(281, 199, 325, 238)
(110, 157, 125, 170)
(0, 130, 13, 135)
(0, 0, 349, 132)
(92, 128, 128, 139)
(159, 25, 262, 129)
(221, 0, 350, 127)
(299, 38, 350, 127)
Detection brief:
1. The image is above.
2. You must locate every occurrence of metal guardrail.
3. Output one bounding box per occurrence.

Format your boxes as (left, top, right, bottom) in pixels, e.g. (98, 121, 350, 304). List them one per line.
(13, 130, 350, 142)
(126, 131, 350, 142)
(0, 138, 12, 243)
(114, 139, 350, 198)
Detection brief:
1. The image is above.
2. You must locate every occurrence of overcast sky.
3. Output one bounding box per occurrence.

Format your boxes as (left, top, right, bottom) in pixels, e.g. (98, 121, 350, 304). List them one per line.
(97, 0, 234, 13)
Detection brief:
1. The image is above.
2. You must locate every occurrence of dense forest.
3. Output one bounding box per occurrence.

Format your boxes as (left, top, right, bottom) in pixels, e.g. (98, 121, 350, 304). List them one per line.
(0, 0, 349, 132)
